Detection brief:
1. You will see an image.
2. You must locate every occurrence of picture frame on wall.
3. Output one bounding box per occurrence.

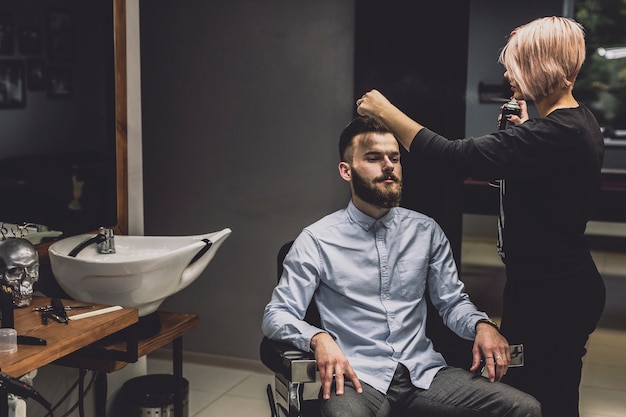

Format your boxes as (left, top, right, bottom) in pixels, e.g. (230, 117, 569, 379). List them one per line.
(26, 59, 45, 91)
(19, 27, 42, 55)
(0, 60, 26, 108)
(47, 65, 72, 98)
(0, 13, 14, 55)
(46, 9, 74, 61)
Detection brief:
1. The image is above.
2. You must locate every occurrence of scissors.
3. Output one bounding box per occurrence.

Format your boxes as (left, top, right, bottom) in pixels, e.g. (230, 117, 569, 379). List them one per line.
(10, 223, 30, 239)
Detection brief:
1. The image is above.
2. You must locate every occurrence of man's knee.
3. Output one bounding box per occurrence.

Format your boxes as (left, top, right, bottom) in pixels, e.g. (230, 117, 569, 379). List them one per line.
(320, 397, 372, 417)
(510, 392, 542, 417)
(320, 381, 390, 417)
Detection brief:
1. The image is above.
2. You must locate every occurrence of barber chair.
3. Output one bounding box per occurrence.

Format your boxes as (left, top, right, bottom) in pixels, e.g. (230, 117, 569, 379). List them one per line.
(260, 241, 321, 417)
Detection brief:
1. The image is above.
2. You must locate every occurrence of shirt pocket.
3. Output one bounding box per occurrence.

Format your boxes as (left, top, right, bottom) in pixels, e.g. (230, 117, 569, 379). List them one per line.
(395, 258, 428, 299)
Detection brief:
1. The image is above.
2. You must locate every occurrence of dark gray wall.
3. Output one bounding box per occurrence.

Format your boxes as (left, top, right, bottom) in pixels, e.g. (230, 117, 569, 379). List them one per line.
(140, 0, 354, 359)
(139, 0, 569, 361)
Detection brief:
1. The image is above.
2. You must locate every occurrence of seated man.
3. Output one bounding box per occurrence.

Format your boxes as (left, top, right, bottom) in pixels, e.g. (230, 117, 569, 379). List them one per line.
(262, 116, 541, 417)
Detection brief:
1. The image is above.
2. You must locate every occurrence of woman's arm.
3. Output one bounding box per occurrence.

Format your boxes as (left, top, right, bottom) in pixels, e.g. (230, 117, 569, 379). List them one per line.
(356, 89, 424, 151)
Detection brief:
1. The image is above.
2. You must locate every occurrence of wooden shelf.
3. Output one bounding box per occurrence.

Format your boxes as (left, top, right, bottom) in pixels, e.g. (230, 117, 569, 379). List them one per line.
(56, 311, 199, 372)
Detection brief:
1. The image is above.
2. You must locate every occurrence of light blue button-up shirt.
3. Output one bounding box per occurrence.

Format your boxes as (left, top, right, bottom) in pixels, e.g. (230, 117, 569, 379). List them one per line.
(262, 201, 488, 393)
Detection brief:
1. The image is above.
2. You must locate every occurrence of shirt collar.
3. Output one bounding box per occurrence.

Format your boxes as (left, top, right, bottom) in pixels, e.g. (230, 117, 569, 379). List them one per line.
(347, 200, 395, 231)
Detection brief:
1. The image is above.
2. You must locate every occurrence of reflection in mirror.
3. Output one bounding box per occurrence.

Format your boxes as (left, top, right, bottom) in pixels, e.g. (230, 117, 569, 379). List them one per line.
(571, 0, 626, 224)
(574, 0, 626, 138)
(0, 0, 119, 245)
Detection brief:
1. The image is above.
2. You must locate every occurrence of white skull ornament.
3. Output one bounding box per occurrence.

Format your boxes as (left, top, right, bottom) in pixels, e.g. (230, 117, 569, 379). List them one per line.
(0, 238, 39, 307)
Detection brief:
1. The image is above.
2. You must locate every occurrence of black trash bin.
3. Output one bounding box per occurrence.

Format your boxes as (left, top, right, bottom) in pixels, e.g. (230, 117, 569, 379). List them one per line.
(120, 374, 189, 417)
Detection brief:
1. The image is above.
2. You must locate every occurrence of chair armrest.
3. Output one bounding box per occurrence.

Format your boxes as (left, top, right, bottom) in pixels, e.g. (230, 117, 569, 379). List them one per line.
(260, 336, 317, 383)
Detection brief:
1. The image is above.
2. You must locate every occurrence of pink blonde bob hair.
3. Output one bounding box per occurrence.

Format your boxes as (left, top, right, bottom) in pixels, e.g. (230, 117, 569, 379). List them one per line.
(499, 16, 586, 102)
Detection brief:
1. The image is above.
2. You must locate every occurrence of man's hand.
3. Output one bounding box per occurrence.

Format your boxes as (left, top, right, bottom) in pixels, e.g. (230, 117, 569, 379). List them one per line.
(470, 322, 510, 382)
(310, 332, 362, 400)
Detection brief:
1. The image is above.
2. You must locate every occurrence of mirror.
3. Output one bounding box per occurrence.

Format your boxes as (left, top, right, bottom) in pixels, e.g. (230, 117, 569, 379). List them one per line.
(574, 0, 626, 139)
(0, 0, 127, 256)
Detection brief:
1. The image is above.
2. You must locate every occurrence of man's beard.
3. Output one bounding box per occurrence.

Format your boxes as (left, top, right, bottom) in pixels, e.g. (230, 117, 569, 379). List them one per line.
(352, 169, 402, 208)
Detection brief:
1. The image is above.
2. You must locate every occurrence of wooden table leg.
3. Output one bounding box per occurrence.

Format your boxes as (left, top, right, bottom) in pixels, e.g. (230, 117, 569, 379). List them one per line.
(173, 336, 183, 417)
(0, 389, 7, 417)
(95, 371, 107, 417)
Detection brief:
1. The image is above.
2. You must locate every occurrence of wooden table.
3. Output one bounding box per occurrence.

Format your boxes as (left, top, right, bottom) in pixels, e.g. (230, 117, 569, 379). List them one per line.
(0, 296, 199, 417)
(0, 296, 138, 416)
(0, 296, 138, 378)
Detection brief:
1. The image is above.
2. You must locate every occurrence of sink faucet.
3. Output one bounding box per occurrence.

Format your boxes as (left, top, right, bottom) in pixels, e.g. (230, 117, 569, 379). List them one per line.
(97, 227, 116, 254)
(67, 227, 116, 257)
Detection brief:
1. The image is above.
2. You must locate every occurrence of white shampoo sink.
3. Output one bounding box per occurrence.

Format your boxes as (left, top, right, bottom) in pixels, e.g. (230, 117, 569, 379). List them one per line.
(48, 228, 231, 316)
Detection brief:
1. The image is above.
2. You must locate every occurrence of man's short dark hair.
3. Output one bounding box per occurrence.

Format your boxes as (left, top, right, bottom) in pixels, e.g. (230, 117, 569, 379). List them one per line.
(339, 116, 392, 162)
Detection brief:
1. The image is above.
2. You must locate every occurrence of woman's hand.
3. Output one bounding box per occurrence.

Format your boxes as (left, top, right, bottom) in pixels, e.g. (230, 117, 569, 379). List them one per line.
(356, 89, 424, 151)
(356, 89, 392, 119)
(507, 99, 529, 125)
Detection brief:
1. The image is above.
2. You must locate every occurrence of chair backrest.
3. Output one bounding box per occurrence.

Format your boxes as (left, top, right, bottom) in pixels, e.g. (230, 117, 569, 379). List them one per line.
(277, 241, 321, 327)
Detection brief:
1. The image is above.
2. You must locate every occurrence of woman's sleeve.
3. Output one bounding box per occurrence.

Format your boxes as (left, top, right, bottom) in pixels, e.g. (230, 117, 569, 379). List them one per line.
(409, 122, 571, 180)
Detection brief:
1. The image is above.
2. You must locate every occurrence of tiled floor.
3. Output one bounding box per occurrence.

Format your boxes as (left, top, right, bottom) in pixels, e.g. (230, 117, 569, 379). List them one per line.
(146, 354, 274, 417)
(147, 235, 626, 417)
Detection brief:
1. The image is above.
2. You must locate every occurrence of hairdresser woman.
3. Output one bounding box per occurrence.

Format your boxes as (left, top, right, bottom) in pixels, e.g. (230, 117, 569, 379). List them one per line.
(356, 16, 605, 417)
